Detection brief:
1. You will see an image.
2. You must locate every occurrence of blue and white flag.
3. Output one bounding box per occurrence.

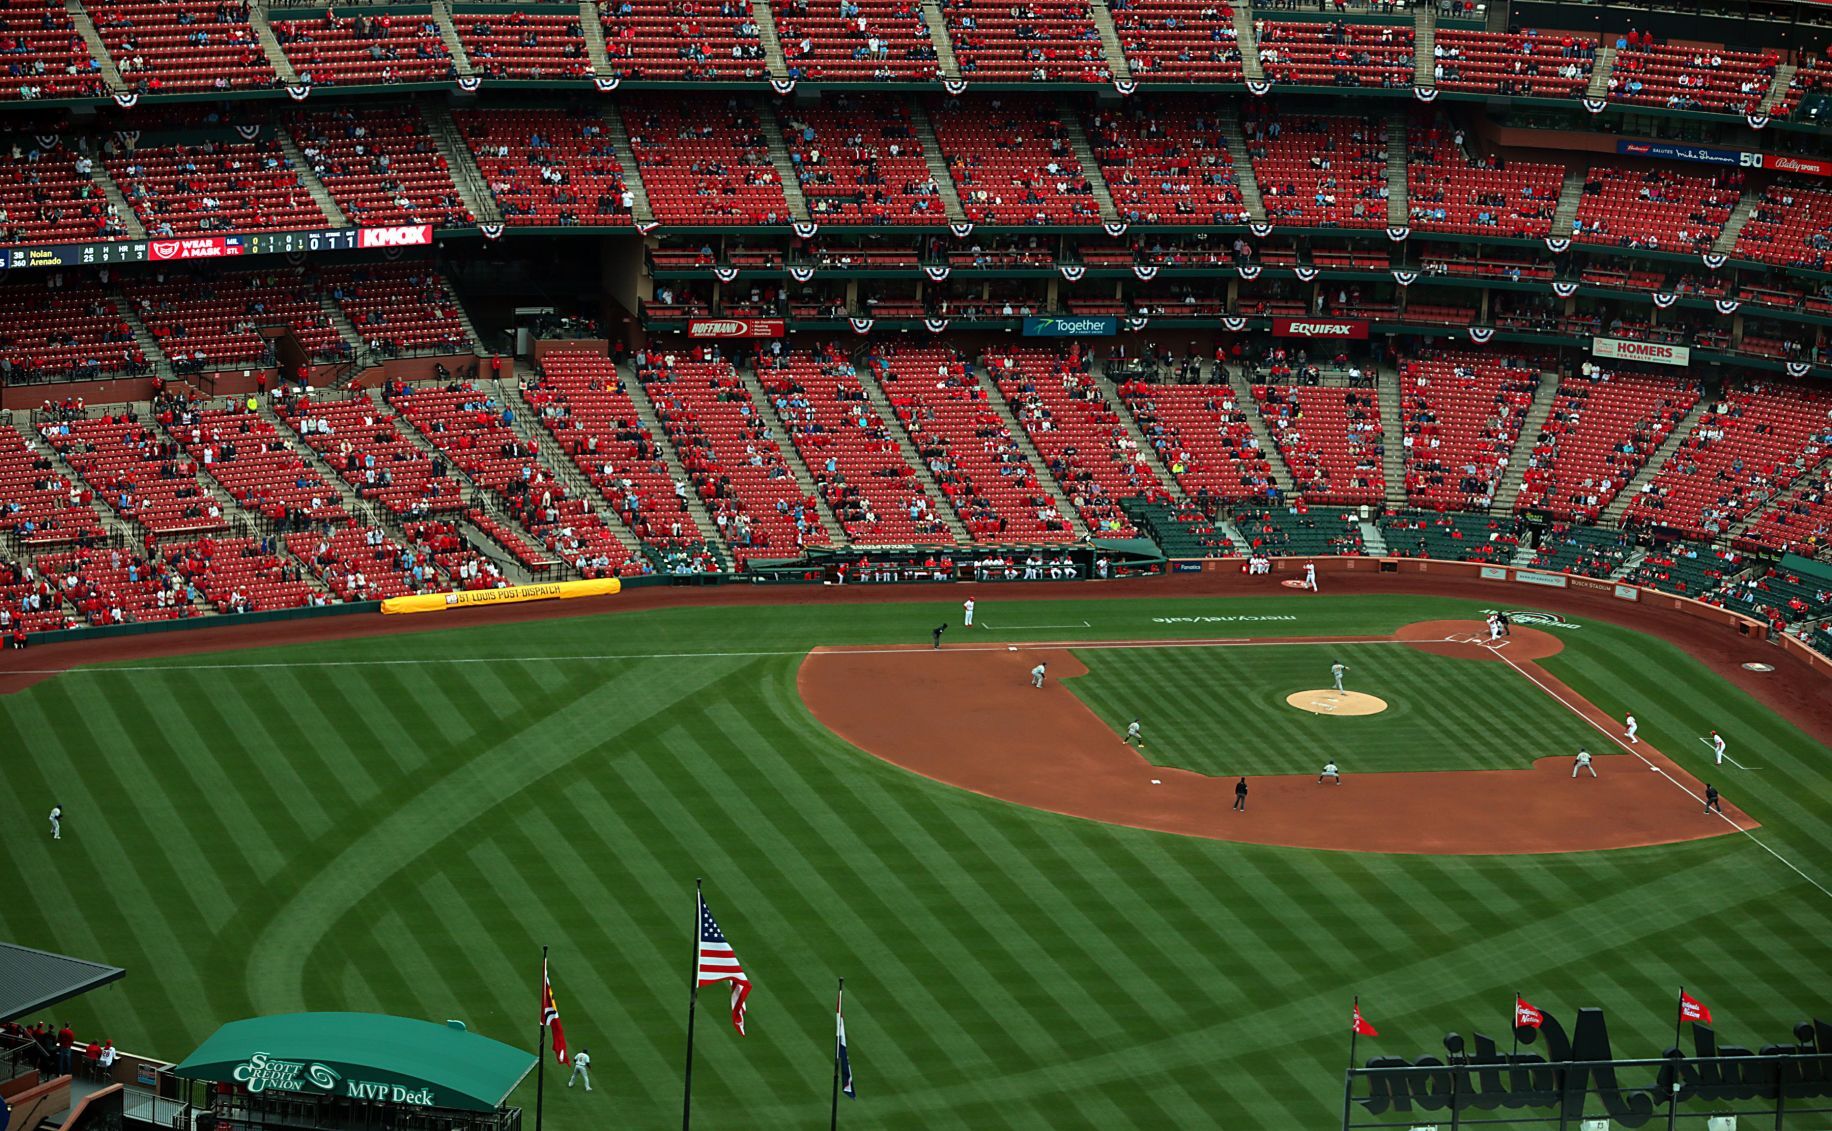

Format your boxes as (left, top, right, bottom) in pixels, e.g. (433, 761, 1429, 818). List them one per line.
(836, 988, 856, 1099)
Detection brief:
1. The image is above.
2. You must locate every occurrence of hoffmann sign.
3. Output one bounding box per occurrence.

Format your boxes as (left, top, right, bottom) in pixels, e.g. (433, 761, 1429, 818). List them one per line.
(1273, 318, 1370, 339)
(688, 319, 786, 339)
(1592, 337, 1690, 367)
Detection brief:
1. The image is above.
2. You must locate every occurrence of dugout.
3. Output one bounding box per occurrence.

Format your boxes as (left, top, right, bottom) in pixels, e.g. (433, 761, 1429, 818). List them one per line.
(163, 1012, 535, 1131)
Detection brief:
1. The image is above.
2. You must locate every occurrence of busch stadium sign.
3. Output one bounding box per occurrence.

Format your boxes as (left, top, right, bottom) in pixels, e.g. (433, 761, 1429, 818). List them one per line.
(1348, 1006, 1832, 1129)
(1273, 318, 1370, 339)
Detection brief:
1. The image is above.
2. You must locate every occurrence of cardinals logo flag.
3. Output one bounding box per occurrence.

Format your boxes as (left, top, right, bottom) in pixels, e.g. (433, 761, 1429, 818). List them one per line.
(1352, 1001, 1378, 1037)
(1679, 990, 1712, 1025)
(1515, 996, 1544, 1029)
(541, 957, 569, 1064)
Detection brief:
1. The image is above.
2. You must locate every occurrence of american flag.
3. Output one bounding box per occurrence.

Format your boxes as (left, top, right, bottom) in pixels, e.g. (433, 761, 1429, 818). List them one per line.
(697, 892, 752, 1036)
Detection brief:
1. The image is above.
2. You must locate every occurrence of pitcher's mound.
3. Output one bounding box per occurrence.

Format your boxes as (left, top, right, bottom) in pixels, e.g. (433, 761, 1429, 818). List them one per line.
(1286, 689, 1389, 716)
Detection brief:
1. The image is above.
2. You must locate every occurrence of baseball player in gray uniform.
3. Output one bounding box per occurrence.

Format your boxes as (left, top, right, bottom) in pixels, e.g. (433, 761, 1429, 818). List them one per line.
(1122, 719, 1144, 747)
(1572, 748, 1596, 778)
(1331, 662, 1347, 692)
(1030, 662, 1048, 689)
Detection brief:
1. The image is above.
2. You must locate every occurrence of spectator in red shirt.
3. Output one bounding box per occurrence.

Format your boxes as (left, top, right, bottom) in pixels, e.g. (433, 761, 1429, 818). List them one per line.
(56, 1023, 75, 1075)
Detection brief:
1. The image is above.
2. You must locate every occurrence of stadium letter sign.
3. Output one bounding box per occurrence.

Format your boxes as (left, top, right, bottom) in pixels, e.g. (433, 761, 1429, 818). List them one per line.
(1272, 318, 1370, 339)
(232, 1053, 437, 1107)
(1022, 316, 1119, 337)
(1592, 337, 1690, 367)
(1354, 1007, 1832, 1127)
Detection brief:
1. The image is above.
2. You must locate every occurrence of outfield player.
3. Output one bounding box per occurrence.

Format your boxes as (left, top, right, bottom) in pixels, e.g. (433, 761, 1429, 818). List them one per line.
(1122, 718, 1144, 747)
(962, 597, 976, 627)
(1572, 748, 1596, 778)
(1331, 661, 1347, 692)
(1624, 713, 1639, 744)
(1318, 761, 1341, 784)
(1710, 730, 1726, 765)
(567, 1048, 592, 1092)
(48, 804, 61, 840)
(1304, 562, 1318, 591)
(1030, 662, 1048, 688)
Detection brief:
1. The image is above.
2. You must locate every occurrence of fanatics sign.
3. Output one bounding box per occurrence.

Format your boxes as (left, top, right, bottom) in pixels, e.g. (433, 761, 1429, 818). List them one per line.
(1273, 318, 1370, 339)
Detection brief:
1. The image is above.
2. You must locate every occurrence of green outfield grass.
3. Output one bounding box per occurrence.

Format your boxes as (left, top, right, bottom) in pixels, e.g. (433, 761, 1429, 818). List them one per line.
(1067, 643, 1600, 775)
(2, 593, 1829, 1130)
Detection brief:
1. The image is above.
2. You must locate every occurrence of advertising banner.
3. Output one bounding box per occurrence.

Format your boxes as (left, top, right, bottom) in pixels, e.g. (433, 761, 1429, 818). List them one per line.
(1615, 140, 1743, 168)
(1273, 318, 1371, 339)
(358, 224, 434, 248)
(380, 577, 621, 616)
(1022, 315, 1119, 337)
(688, 319, 786, 339)
(1592, 337, 1690, 367)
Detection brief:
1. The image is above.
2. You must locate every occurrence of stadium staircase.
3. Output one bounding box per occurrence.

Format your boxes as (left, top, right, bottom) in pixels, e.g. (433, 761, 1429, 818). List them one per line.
(318, 296, 367, 357)
(431, 0, 478, 79)
(256, 399, 403, 537)
(1103, 374, 1189, 504)
(1711, 187, 1762, 255)
(733, 364, 852, 547)
(1488, 370, 1564, 513)
(373, 385, 573, 575)
(1551, 164, 1588, 237)
(1758, 63, 1797, 115)
(1232, 7, 1263, 82)
(579, 0, 613, 75)
(615, 361, 741, 555)
(275, 129, 350, 227)
(1222, 121, 1268, 224)
(1224, 370, 1298, 495)
(600, 105, 658, 228)
(1359, 516, 1388, 554)
(425, 105, 506, 228)
(1375, 369, 1405, 509)
(1724, 466, 1822, 544)
(496, 370, 652, 564)
(759, 112, 813, 224)
(1585, 46, 1616, 99)
(104, 281, 171, 379)
(143, 413, 264, 539)
(1061, 106, 1122, 225)
(66, 0, 124, 89)
(92, 164, 148, 241)
(749, 0, 791, 82)
(909, 105, 970, 224)
(1609, 546, 1648, 580)
(919, 0, 962, 81)
(1412, 5, 1435, 88)
(1088, 0, 1132, 83)
(972, 367, 1093, 540)
(852, 365, 975, 544)
(1385, 112, 1408, 227)
(249, 5, 300, 84)
(1599, 397, 1710, 524)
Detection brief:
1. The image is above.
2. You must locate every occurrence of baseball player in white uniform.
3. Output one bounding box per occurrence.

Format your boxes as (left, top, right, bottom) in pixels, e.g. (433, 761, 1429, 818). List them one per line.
(567, 1048, 592, 1091)
(1331, 662, 1347, 692)
(48, 804, 62, 840)
(1122, 719, 1143, 747)
(962, 597, 975, 626)
(1304, 562, 1318, 591)
(1624, 713, 1639, 744)
(1030, 662, 1047, 689)
(1487, 614, 1503, 641)
(1572, 749, 1596, 778)
(1710, 731, 1726, 765)
(1318, 761, 1342, 784)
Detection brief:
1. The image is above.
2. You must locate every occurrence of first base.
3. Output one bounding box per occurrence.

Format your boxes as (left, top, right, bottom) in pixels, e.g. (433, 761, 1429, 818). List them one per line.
(1007, 645, 1018, 652)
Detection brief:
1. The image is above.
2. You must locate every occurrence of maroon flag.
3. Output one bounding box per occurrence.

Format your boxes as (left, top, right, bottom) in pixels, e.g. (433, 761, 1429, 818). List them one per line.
(541, 958, 569, 1064)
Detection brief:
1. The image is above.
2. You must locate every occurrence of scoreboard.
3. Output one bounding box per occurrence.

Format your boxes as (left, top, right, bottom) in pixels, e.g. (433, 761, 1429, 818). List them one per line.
(0, 224, 438, 271)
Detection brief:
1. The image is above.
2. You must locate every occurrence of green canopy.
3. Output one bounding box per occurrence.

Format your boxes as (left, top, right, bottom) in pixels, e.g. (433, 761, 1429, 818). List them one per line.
(173, 1013, 535, 1112)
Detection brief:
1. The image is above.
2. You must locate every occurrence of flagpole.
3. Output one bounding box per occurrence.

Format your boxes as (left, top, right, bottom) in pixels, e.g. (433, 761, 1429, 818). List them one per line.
(1343, 995, 1360, 1131)
(830, 977, 844, 1131)
(683, 879, 702, 1131)
(535, 945, 547, 1131)
(1672, 986, 1685, 1053)
(1511, 991, 1519, 1059)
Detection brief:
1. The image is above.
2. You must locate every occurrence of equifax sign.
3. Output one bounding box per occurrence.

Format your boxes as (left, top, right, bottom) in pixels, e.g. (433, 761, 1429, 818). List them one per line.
(1592, 337, 1690, 367)
(1273, 318, 1370, 339)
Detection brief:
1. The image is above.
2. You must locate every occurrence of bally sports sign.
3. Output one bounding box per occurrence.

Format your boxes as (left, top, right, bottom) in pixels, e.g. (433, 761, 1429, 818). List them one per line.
(1273, 318, 1370, 339)
(1592, 337, 1690, 367)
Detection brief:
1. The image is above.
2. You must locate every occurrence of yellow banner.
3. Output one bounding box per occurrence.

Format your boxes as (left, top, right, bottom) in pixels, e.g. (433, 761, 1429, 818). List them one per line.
(380, 577, 622, 616)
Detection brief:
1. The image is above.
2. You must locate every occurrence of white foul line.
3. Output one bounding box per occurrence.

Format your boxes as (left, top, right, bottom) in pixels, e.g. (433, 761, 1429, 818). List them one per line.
(979, 620, 1092, 631)
(1494, 647, 1831, 902)
(1696, 736, 1756, 771)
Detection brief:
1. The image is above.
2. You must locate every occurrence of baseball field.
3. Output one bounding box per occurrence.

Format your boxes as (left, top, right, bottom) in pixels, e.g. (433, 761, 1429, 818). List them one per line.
(2, 586, 1829, 1128)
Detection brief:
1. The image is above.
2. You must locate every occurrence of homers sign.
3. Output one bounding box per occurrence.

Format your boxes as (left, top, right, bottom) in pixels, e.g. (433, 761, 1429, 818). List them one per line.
(1592, 337, 1690, 367)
